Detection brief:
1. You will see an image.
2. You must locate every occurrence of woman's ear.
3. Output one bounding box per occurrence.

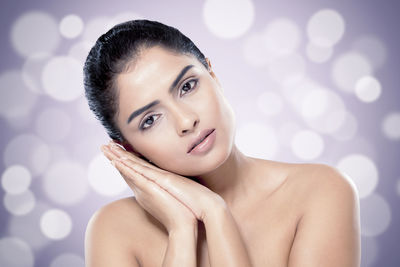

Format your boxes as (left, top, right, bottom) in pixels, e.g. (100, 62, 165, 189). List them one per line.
(205, 57, 222, 91)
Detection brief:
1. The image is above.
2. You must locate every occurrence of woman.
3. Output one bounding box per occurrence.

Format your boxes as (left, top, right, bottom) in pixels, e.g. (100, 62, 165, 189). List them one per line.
(83, 19, 361, 267)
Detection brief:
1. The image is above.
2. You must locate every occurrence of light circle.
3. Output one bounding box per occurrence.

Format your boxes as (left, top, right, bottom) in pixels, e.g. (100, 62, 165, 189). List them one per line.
(257, 91, 283, 116)
(1, 164, 32, 194)
(355, 76, 381, 103)
(59, 14, 84, 39)
(11, 10, 60, 57)
(40, 209, 72, 240)
(203, 0, 255, 39)
(0, 237, 34, 267)
(50, 253, 84, 267)
(42, 160, 89, 206)
(336, 154, 378, 198)
(307, 9, 345, 47)
(42, 56, 84, 101)
(381, 112, 400, 140)
(88, 153, 128, 196)
(3, 190, 36, 216)
(291, 130, 324, 160)
(360, 193, 391, 237)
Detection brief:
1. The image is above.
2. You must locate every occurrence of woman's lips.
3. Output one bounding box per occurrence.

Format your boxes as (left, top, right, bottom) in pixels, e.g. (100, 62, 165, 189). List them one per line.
(188, 129, 216, 154)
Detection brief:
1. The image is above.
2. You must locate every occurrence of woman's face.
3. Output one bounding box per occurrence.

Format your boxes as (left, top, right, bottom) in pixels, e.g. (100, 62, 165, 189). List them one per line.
(115, 46, 236, 176)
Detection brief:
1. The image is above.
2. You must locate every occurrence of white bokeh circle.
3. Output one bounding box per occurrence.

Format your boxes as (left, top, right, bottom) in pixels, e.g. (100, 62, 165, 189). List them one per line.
(3, 190, 36, 216)
(355, 76, 381, 103)
(43, 160, 89, 206)
(235, 122, 279, 160)
(306, 42, 333, 63)
(381, 112, 400, 140)
(257, 90, 283, 116)
(336, 153, 379, 198)
(0, 237, 34, 267)
(0, 70, 37, 120)
(10, 10, 60, 57)
(50, 253, 85, 267)
(40, 209, 72, 240)
(59, 14, 84, 39)
(3, 134, 51, 177)
(203, 0, 255, 39)
(1, 164, 31, 194)
(291, 130, 324, 160)
(332, 51, 372, 93)
(35, 107, 72, 143)
(307, 9, 345, 47)
(360, 193, 391, 237)
(41, 56, 84, 101)
(88, 153, 128, 196)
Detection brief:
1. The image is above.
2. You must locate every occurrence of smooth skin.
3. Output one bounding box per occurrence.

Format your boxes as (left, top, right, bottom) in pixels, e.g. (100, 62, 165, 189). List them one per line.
(85, 46, 361, 267)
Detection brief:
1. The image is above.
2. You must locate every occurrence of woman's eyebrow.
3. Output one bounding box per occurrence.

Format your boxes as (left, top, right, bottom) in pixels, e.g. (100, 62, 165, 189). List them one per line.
(126, 64, 195, 124)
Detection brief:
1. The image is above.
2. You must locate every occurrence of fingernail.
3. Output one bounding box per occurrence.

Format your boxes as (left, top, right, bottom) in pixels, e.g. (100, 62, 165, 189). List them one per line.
(100, 145, 107, 153)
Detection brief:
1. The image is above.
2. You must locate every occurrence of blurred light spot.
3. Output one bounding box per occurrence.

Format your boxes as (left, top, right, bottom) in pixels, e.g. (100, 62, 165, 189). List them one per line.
(306, 42, 333, 63)
(0, 70, 37, 120)
(352, 35, 387, 70)
(59, 14, 84, 39)
(267, 53, 306, 86)
(109, 12, 143, 26)
(1, 165, 32, 194)
(360, 193, 391, 236)
(82, 16, 113, 45)
(397, 179, 400, 197)
(7, 201, 51, 249)
(331, 112, 358, 141)
(257, 91, 283, 116)
(68, 41, 92, 65)
(236, 122, 278, 159)
(300, 88, 347, 134)
(381, 112, 400, 140)
(336, 154, 378, 198)
(361, 236, 379, 267)
(11, 10, 60, 57)
(332, 51, 373, 93)
(43, 160, 88, 206)
(355, 76, 381, 103)
(42, 56, 83, 101)
(35, 107, 72, 143)
(4, 134, 50, 177)
(277, 121, 301, 148)
(263, 18, 301, 57)
(50, 253, 85, 267)
(88, 153, 128, 196)
(243, 32, 270, 67)
(22, 53, 51, 94)
(291, 130, 324, 160)
(0, 237, 34, 267)
(40, 209, 72, 240)
(203, 0, 254, 39)
(4, 190, 36, 216)
(307, 9, 345, 47)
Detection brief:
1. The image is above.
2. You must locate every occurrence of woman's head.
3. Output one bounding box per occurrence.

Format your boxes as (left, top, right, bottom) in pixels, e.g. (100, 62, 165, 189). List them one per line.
(84, 19, 236, 176)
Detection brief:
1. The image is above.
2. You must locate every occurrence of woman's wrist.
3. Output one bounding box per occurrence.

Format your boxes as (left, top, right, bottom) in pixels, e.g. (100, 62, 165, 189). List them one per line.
(168, 221, 198, 239)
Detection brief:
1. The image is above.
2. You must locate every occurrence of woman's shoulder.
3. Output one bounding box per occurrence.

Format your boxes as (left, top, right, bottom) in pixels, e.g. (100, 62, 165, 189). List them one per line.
(85, 196, 165, 266)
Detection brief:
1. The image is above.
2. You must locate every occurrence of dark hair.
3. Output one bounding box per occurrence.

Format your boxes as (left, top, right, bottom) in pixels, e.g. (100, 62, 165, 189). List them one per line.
(83, 19, 209, 142)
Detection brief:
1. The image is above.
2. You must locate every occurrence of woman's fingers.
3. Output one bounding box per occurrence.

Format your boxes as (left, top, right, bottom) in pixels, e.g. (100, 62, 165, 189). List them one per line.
(107, 142, 159, 170)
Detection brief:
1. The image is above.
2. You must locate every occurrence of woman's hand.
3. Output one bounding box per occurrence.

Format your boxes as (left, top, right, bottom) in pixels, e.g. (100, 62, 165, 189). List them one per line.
(102, 141, 225, 223)
(101, 143, 198, 234)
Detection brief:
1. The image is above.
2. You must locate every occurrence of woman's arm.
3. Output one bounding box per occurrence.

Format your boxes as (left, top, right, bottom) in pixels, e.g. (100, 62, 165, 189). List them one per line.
(202, 199, 253, 267)
(162, 225, 198, 267)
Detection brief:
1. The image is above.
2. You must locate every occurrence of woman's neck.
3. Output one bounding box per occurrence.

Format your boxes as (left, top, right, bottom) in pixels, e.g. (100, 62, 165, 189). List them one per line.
(192, 145, 258, 209)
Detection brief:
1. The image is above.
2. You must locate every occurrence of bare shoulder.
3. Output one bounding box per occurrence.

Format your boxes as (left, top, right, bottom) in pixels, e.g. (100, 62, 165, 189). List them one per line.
(85, 196, 161, 267)
(284, 162, 359, 201)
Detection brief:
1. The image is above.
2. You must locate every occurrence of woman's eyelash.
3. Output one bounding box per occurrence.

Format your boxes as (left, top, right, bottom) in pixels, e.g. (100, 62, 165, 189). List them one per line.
(139, 78, 199, 131)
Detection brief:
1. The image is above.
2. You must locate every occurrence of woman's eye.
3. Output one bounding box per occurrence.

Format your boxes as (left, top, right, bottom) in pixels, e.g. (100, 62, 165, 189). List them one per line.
(179, 79, 198, 97)
(140, 114, 160, 130)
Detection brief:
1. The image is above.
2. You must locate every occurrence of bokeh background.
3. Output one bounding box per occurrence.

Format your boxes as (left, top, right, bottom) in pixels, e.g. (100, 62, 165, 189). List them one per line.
(1, 0, 399, 266)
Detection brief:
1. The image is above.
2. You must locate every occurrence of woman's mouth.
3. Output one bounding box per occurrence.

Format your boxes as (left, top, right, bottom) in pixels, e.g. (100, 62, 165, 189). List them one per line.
(187, 129, 216, 154)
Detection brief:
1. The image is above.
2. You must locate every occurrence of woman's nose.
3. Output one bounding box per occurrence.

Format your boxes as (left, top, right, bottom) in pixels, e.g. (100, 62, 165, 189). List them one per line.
(171, 104, 199, 135)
